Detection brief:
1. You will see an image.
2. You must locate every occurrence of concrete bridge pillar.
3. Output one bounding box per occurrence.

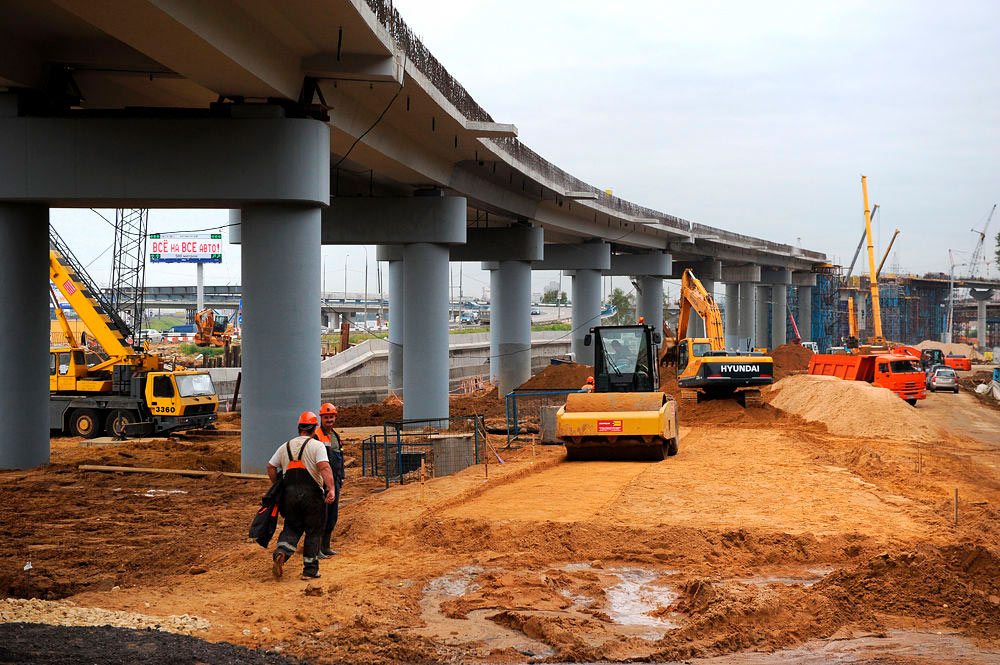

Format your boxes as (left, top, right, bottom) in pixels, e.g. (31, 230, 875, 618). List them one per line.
(772, 286, 788, 347)
(721, 265, 761, 353)
(0, 203, 49, 469)
(971, 289, 993, 352)
(572, 269, 603, 363)
(755, 285, 770, 350)
(386, 256, 404, 394)
(241, 204, 321, 473)
(637, 276, 664, 334)
(724, 282, 739, 351)
(402, 243, 450, 420)
(488, 261, 532, 396)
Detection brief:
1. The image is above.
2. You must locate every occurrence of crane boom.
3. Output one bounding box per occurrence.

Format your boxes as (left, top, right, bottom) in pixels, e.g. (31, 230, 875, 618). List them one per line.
(969, 204, 997, 276)
(862, 176, 884, 343)
(677, 269, 726, 350)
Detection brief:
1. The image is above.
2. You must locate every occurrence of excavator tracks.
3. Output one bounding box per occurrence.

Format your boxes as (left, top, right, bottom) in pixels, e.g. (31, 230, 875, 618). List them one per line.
(739, 389, 764, 408)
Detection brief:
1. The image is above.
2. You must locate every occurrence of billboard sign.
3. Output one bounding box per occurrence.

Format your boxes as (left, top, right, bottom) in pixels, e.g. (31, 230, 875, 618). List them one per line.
(149, 232, 223, 263)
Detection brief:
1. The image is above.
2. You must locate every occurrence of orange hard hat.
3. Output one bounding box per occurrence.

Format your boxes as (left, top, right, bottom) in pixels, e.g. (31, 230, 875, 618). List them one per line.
(319, 403, 338, 416)
(638, 316, 645, 324)
(586, 376, 595, 384)
(298, 411, 319, 426)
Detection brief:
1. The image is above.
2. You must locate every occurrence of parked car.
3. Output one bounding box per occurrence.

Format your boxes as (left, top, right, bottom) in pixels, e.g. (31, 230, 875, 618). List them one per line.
(530, 308, 541, 315)
(801, 341, 819, 353)
(138, 329, 163, 342)
(926, 367, 959, 393)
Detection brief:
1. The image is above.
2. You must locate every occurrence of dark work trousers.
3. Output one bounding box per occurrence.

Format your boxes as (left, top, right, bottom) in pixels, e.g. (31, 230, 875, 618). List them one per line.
(275, 482, 326, 576)
(323, 448, 345, 542)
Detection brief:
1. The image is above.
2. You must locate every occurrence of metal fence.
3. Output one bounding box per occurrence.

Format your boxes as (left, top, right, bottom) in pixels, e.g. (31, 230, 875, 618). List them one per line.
(361, 415, 485, 489)
(505, 390, 582, 447)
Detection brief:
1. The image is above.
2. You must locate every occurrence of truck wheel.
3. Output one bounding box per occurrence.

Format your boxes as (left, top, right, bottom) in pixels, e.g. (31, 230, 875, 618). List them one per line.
(905, 399, 917, 406)
(106, 409, 139, 438)
(666, 438, 679, 457)
(70, 409, 101, 439)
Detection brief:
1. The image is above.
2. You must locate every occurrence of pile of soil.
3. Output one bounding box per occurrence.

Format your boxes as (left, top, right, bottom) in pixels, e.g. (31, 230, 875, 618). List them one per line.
(515, 363, 594, 392)
(335, 388, 507, 428)
(771, 343, 813, 380)
(769, 374, 946, 442)
(916, 340, 984, 361)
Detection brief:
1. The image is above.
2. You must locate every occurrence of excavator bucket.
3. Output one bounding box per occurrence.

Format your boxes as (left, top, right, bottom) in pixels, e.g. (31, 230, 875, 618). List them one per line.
(556, 392, 679, 461)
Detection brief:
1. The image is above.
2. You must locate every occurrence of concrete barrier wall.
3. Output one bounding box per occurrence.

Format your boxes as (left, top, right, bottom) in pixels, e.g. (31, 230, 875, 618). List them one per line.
(212, 331, 572, 408)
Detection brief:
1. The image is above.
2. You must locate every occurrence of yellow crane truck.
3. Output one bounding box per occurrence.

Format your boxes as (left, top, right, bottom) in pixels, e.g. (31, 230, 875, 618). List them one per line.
(668, 269, 774, 406)
(49, 232, 218, 438)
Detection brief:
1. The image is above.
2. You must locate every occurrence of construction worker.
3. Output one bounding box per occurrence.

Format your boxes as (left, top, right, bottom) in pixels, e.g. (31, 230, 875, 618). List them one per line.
(581, 376, 595, 392)
(316, 403, 344, 557)
(266, 412, 336, 580)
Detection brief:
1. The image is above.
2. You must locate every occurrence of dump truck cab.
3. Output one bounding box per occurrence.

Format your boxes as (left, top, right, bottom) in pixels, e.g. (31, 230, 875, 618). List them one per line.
(873, 355, 926, 405)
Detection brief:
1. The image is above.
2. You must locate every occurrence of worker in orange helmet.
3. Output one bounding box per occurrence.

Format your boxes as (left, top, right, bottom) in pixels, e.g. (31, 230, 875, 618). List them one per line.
(316, 403, 343, 557)
(581, 376, 595, 392)
(266, 411, 336, 580)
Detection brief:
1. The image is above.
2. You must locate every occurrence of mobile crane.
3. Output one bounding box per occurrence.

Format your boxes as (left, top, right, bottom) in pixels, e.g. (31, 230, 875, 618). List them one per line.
(49, 229, 219, 438)
(666, 269, 774, 406)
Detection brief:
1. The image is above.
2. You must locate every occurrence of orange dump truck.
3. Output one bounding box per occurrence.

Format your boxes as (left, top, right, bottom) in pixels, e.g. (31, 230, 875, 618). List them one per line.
(808, 353, 926, 405)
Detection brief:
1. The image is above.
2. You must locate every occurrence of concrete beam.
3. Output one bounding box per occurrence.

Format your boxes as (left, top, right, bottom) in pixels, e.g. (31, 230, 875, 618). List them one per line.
(464, 121, 517, 138)
(376, 245, 403, 262)
(322, 196, 467, 245)
(721, 264, 761, 284)
(791, 271, 817, 287)
(531, 241, 610, 271)
(759, 268, 791, 285)
(450, 225, 543, 262)
(0, 115, 330, 206)
(671, 259, 721, 281)
(604, 252, 672, 277)
(302, 52, 403, 84)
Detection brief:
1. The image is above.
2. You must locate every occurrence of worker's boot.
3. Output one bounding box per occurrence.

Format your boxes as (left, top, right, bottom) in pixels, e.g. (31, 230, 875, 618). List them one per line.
(302, 556, 321, 580)
(318, 533, 338, 558)
(271, 551, 287, 581)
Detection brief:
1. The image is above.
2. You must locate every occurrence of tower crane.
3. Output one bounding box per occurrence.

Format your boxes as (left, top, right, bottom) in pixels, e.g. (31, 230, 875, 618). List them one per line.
(968, 204, 996, 278)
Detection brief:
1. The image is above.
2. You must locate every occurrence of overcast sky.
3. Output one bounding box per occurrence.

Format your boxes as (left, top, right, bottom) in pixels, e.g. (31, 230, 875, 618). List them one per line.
(52, 0, 1000, 299)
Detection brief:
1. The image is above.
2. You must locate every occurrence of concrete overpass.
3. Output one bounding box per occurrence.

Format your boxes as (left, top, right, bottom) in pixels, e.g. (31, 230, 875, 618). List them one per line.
(1, 0, 826, 471)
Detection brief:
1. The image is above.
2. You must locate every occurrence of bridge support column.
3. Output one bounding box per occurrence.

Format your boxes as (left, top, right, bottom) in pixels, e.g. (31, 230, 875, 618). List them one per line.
(572, 269, 602, 362)
(724, 283, 739, 351)
(403, 243, 450, 421)
(772, 286, 788, 347)
(637, 276, 664, 335)
(489, 261, 532, 396)
(798, 286, 813, 343)
(387, 258, 404, 394)
(0, 203, 49, 469)
(738, 283, 755, 352)
(755, 285, 770, 350)
(971, 289, 993, 352)
(239, 204, 321, 474)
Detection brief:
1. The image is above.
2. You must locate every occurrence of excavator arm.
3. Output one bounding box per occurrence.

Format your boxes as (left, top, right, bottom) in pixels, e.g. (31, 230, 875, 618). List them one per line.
(678, 269, 726, 351)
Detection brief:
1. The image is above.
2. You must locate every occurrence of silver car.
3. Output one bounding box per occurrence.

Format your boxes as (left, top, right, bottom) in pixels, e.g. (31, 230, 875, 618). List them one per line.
(927, 367, 959, 393)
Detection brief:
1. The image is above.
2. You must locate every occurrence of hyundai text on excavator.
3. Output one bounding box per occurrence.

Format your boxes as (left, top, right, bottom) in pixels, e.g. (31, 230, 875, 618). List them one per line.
(666, 269, 774, 406)
(556, 322, 679, 461)
(49, 229, 219, 438)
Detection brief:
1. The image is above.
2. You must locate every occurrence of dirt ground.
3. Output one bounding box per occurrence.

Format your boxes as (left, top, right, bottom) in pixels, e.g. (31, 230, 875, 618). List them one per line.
(4, 377, 1000, 664)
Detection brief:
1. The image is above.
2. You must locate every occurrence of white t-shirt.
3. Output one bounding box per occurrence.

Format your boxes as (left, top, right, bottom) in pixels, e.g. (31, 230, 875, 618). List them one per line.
(268, 436, 330, 490)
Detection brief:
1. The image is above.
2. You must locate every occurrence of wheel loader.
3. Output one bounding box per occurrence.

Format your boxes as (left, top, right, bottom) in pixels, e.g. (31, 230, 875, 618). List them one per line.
(555, 323, 679, 461)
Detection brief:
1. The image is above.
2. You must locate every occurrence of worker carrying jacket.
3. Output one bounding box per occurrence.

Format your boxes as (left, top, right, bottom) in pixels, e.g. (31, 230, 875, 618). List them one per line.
(316, 402, 344, 557)
(266, 411, 336, 580)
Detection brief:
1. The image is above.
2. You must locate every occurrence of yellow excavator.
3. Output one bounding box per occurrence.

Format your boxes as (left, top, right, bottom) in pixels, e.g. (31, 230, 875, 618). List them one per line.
(49, 229, 219, 438)
(555, 322, 679, 461)
(667, 269, 774, 406)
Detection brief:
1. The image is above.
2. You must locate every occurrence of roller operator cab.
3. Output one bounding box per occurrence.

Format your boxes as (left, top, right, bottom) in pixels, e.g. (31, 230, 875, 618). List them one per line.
(556, 324, 679, 462)
(49, 348, 218, 438)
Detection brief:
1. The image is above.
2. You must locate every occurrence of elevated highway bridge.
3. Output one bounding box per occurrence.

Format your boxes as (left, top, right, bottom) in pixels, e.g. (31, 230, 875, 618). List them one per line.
(3, 0, 827, 471)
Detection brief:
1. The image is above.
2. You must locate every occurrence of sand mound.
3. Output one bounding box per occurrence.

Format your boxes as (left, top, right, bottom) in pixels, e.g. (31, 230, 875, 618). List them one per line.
(916, 340, 984, 361)
(515, 362, 594, 392)
(769, 374, 946, 442)
(771, 343, 813, 380)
